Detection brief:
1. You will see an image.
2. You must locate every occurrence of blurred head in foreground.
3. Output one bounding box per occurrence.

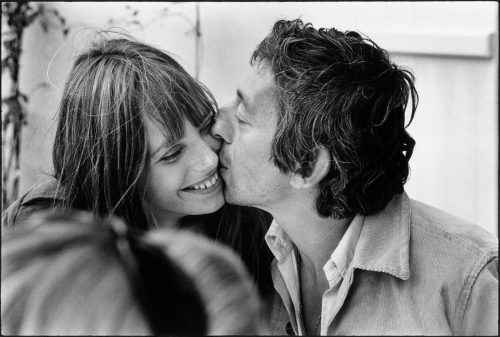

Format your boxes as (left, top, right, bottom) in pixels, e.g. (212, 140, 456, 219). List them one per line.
(1, 211, 267, 335)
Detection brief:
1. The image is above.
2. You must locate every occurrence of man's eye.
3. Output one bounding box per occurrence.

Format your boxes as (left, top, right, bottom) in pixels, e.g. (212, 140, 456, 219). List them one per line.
(160, 149, 182, 164)
(236, 116, 248, 125)
(236, 105, 249, 126)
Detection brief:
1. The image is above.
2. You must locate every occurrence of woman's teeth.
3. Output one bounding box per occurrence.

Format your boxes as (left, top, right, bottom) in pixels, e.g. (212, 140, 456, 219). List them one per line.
(188, 172, 219, 190)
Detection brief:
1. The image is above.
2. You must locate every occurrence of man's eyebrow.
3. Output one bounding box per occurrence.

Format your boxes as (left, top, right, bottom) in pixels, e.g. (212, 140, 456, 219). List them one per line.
(237, 89, 254, 116)
(237, 89, 248, 107)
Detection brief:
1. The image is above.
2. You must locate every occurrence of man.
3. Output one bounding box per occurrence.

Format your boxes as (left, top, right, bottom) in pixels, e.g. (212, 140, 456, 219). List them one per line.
(211, 19, 498, 335)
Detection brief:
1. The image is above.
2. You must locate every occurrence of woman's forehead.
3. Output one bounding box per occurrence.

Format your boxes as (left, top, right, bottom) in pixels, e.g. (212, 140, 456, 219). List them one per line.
(144, 116, 208, 157)
(144, 116, 184, 154)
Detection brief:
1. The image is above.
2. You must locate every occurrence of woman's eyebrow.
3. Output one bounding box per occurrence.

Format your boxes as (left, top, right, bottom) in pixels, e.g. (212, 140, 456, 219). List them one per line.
(151, 142, 169, 158)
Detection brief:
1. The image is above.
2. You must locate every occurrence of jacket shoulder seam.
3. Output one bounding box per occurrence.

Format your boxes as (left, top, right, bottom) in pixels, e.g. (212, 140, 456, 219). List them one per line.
(454, 255, 497, 333)
(410, 220, 496, 259)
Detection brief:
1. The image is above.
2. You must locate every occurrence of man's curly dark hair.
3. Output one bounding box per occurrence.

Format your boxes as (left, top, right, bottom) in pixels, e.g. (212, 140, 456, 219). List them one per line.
(251, 19, 418, 218)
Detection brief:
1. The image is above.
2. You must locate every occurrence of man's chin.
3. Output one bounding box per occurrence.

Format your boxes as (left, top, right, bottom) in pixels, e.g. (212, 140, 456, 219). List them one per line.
(222, 188, 237, 205)
(222, 180, 254, 206)
(222, 185, 243, 206)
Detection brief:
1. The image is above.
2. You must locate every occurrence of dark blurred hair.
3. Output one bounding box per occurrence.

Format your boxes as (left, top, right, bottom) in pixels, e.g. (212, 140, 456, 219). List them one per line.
(1, 211, 268, 335)
(251, 19, 418, 218)
(1, 211, 206, 335)
(52, 35, 218, 231)
(181, 204, 274, 301)
(148, 219, 270, 334)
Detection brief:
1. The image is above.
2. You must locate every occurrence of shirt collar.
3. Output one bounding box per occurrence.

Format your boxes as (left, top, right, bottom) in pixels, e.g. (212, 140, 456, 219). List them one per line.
(323, 214, 364, 280)
(265, 191, 411, 281)
(351, 192, 411, 280)
(265, 219, 295, 262)
(264, 213, 364, 281)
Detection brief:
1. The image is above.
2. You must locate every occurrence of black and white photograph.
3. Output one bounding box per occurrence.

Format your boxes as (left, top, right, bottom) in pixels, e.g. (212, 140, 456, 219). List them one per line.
(1, 1, 498, 335)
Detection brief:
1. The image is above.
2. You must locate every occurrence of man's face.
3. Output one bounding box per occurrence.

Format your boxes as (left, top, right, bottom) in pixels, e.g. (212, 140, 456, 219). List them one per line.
(211, 62, 291, 209)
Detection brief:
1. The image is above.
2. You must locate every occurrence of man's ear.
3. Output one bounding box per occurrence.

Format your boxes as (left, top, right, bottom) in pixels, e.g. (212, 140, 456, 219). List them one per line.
(290, 147, 331, 189)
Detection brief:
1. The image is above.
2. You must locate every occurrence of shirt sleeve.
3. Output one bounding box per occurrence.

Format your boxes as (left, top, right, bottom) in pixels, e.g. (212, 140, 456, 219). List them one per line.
(459, 257, 498, 336)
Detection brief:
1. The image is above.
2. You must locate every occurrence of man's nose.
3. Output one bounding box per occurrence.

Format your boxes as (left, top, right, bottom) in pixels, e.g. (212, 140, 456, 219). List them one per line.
(193, 140, 219, 173)
(202, 132, 221, 154)
(211, 106, 234, 144)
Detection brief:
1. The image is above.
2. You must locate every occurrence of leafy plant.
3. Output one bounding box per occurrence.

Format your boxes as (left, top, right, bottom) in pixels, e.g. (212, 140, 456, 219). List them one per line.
(107, 2, 202, 78)
(1, 2, 201, 211)
(1, 2, 69, 210)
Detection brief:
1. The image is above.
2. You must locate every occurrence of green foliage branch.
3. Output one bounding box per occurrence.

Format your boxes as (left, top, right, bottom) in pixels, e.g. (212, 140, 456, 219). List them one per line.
(1, 2, 69, 210)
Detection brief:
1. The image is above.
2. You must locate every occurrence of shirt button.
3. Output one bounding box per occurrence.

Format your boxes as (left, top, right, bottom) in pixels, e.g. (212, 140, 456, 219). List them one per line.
(285, 322, 294, 335)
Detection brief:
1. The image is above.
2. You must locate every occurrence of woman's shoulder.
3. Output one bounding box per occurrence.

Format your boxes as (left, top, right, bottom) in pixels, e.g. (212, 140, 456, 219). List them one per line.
(2, 176, 65, 229)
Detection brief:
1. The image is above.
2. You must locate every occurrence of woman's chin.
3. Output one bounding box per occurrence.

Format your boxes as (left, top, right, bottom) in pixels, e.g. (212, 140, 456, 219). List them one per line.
(187, 192, 225, 215)
(203, 193, 225, 213)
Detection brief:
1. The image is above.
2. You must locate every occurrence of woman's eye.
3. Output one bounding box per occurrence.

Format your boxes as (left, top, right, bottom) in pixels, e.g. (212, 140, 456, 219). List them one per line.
(160, 149, 182, 164)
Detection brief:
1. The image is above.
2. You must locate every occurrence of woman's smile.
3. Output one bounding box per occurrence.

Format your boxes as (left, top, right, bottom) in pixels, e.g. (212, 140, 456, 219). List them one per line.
(182, 171, 222, 195)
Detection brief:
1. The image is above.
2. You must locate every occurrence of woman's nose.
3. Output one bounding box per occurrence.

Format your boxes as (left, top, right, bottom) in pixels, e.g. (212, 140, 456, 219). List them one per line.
(211, 106, 234, 144)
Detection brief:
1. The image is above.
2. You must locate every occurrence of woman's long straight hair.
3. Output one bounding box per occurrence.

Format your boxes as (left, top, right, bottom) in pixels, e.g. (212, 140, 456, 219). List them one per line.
(181, 204, 274, 300)
(53, 35, 218, 231)
(52, 34, 273, 298)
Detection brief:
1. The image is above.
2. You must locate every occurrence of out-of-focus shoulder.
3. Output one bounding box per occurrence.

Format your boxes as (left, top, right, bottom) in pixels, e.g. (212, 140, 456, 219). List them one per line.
(2, 177, 64, 229)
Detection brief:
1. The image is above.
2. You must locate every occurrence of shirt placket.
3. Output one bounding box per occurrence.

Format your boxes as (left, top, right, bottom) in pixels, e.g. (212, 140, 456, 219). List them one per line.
(272, 248, 304, 335)
(322, 266, 355, 335)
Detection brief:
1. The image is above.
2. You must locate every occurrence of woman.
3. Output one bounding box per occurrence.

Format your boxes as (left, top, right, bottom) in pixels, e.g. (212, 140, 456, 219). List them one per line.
(2, 211, 268, 335)
(2, 35, 273, 300)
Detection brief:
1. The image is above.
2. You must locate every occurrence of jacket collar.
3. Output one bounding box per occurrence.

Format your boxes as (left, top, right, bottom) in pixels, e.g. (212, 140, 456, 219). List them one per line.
(351, 192, 411, 280)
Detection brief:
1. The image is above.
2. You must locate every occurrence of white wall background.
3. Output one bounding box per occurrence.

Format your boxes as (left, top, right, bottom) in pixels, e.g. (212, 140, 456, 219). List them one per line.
(3, 1, 498, 235)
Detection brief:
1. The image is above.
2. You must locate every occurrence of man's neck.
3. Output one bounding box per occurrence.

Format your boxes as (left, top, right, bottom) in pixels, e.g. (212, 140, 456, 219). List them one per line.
(264, 191, 352, 336)
(269, 194, 352, 281)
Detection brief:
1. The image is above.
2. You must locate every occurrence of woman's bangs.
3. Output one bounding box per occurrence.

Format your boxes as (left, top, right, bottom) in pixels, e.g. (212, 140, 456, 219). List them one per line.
(181, 82, 218, 129)
(146, 96, 185, 147)
(146, 69, 217, 143)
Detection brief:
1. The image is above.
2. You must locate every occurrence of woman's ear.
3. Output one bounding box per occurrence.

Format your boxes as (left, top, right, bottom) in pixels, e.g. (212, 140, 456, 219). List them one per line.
(290, 147, 330, 189)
